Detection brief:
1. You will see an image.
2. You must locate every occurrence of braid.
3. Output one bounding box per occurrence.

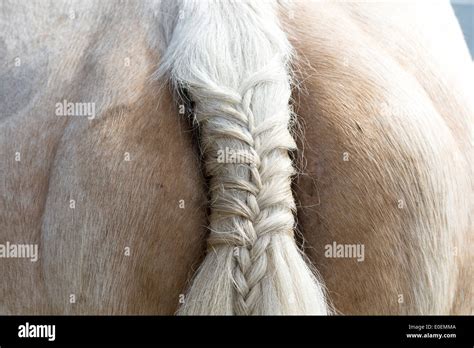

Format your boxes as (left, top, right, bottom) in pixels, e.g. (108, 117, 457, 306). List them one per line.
(202, 79, 296, 314)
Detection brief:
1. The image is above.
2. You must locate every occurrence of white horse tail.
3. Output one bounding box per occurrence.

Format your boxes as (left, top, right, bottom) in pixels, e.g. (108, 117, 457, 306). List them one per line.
(157, 0, 329, 315)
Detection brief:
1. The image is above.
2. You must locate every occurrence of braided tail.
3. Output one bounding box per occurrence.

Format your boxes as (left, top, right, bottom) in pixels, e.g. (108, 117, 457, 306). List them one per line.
(157, 0, 329, 315)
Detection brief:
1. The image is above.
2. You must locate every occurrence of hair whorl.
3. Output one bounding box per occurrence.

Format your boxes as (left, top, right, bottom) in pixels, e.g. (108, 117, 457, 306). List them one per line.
(157, 0, 329, 315)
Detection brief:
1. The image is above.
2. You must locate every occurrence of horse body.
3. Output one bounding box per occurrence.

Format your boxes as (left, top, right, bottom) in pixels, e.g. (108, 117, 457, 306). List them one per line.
(0, 0, 472, 314)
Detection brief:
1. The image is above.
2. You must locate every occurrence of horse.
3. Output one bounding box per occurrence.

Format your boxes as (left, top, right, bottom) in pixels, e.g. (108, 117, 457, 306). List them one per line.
(0, 0, 472, 315)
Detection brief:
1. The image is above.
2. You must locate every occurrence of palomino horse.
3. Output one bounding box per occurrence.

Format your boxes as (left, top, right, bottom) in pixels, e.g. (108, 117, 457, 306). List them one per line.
(0, 0, 472, 314)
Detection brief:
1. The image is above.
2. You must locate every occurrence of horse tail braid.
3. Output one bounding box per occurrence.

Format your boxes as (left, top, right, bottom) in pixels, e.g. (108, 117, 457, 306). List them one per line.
(157, 0, 329, 315)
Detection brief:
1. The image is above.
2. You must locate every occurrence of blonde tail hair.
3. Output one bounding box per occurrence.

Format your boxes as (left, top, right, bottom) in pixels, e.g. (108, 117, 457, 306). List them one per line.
(157, 0, 329, 315)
